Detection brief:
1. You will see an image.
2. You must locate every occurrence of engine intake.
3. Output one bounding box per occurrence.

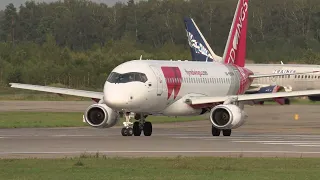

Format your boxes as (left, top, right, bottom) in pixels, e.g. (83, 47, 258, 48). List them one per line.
(84, 104, 120, 128)
(209, 104, 246, 129)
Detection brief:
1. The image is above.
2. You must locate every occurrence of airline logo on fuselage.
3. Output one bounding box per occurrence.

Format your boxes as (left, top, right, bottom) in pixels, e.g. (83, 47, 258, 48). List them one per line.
(272, 69, 296, 74)
(185, 69, 208, 76)
(161, 66, 182, 100)
(187, 31, 213, 60)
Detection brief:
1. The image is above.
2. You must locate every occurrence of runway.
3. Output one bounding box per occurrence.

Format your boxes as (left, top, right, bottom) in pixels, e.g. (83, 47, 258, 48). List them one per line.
(0, 101, 320, 158)
(1, 127, 320, 158)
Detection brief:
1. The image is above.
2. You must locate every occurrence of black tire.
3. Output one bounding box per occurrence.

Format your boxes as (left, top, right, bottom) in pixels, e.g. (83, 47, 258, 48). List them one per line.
(222, 129, 232, 136)
(127, 127, 133, 136)
(121, 128, 128, 136)
(133, 121, 141, 136)
(143, 121, 152, 136)
(211, 126, 220, 136)
(284, 98, 290, 105)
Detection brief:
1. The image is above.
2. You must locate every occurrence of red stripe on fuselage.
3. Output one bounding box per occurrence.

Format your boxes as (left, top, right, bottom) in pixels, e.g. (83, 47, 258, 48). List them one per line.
(161, 67, 182, 100)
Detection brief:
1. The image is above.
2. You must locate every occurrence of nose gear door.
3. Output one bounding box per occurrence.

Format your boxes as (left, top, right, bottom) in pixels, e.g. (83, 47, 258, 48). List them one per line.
(149, 65, 164, 96)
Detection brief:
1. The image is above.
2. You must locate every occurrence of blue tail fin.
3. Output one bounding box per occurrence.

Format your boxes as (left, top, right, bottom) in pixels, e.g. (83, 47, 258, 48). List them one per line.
(184, 17, 222, 62)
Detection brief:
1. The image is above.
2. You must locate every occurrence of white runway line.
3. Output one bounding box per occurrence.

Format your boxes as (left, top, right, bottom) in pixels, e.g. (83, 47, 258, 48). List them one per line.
(51, 135, 96, 137)
(294, 145, 320, 147)
(262, 142, 320, 145)
(0, 134, 101, 138)
(233, 141, 320, 143)
(1, 150, 320, 154)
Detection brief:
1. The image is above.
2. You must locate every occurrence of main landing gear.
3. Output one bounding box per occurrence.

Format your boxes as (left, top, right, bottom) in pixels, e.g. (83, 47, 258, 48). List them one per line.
(121, 112, 152, 136)
(211, 126, 232, 136)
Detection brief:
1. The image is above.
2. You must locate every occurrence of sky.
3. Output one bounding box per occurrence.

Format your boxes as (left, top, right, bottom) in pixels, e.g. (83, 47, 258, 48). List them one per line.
(0, 0, 135, 10)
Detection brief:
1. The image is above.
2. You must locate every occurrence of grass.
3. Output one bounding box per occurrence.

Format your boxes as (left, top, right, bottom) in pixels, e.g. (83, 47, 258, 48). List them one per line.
(0, 112, 205, 128)
(0, 156, 320, 180)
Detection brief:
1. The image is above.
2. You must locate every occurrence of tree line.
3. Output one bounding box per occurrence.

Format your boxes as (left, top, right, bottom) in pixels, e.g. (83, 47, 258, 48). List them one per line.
(0, 0, 319, 89)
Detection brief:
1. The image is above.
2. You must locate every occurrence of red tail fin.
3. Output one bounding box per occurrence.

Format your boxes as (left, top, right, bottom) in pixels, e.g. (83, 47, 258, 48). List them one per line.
(222, 0, 249, 67)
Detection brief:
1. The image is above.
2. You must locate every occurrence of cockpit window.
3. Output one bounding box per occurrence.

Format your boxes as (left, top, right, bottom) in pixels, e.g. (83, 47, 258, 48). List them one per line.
(107, 72, 148, 83)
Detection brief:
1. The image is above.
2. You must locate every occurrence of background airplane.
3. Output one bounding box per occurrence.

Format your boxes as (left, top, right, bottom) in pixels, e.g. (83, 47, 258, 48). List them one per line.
(9, 0, 320, 137)
(184, 17, 320, 105)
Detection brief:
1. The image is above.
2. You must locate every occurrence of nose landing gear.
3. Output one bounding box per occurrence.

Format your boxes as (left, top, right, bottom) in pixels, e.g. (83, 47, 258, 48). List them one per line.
(121, 112, 152, 136)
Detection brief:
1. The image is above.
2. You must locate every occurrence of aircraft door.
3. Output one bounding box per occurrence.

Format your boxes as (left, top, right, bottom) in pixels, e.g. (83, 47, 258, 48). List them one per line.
(149, 65, 164, 96)
(230, 68, 240, 94)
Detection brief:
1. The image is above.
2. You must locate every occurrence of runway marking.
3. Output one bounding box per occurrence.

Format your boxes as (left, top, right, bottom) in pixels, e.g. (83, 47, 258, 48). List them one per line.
(294, 145, 320, 147)
(233, 141, 320, 143)
(262, 143, 320, 145)
(1, 150, 320, 154)
(51, 135, 96, 137)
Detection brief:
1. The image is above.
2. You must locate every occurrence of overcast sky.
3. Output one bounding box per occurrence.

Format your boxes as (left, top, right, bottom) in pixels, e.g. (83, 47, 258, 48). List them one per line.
(0, 0, 134, 10)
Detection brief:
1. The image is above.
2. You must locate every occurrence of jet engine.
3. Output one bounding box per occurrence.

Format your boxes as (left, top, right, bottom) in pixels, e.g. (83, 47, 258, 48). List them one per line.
(209, 104, 247, 129)
(84, 103, 120, 128)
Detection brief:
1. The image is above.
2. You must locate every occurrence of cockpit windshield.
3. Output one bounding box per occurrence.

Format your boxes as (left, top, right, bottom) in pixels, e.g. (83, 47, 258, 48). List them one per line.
(107, 72, 148, 83)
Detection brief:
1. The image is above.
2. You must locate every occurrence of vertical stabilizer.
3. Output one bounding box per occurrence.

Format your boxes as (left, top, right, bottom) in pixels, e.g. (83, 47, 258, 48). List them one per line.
(184, 18, 222, 62)
(221, 0, 249, 67)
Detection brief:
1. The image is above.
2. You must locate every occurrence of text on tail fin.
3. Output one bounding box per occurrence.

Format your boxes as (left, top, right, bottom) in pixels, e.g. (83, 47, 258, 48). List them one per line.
(222, 0, 249, 67)
(184, 17, 215, 62)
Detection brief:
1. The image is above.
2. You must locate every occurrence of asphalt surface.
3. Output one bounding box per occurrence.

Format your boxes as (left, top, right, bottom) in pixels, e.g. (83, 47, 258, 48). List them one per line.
(0, 101, 320, 158)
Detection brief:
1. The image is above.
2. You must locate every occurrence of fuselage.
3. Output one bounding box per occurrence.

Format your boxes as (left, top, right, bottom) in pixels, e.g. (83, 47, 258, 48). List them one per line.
(103, 60, 253, 116)
(246, 64, 320, 91)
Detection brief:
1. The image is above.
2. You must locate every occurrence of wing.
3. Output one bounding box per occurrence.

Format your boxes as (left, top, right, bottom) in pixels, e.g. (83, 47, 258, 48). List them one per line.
(9, 83, 103, 99)
(185, 90, 320, 105)
(249, 71, 319, 78)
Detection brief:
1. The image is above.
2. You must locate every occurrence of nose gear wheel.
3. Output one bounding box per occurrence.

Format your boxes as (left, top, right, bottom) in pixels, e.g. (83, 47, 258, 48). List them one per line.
(122, 113, 152, 136)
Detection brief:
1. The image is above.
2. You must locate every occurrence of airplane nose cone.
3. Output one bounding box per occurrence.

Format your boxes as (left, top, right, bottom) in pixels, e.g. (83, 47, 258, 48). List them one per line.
(103, 82, 147, 111)
(104, 92, 129, 110)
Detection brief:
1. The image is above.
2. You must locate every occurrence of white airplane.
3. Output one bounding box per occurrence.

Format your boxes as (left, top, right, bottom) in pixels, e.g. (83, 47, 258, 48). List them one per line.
(184, 16, 320, 105)
(9, 0, 320, 137)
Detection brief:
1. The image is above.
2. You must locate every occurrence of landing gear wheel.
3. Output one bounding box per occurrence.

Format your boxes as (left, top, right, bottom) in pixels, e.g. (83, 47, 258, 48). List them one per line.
(284, 98, 290, 105)
(133, 121, 142, 136)
(121, 128, 128, 136)
(222, 129, 232, 136)
(211, 126, 221, 136)
(143, 121, 152, 136)
(127, 127, 133, 136)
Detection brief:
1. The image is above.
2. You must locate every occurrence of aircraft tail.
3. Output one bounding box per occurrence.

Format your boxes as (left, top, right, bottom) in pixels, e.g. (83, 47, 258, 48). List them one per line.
(184, 18, 222, 62)
(221, 0, 249, 67)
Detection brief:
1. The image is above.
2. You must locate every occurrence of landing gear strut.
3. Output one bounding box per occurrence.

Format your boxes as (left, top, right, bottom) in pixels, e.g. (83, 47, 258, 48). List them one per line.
(121, 112, 152, 136)
(211, 126, 232, 136)
(121, 112, 134, 136)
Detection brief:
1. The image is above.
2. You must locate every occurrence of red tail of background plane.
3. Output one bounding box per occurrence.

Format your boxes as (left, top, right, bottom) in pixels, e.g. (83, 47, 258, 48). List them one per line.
(222, 0, 249, 67)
